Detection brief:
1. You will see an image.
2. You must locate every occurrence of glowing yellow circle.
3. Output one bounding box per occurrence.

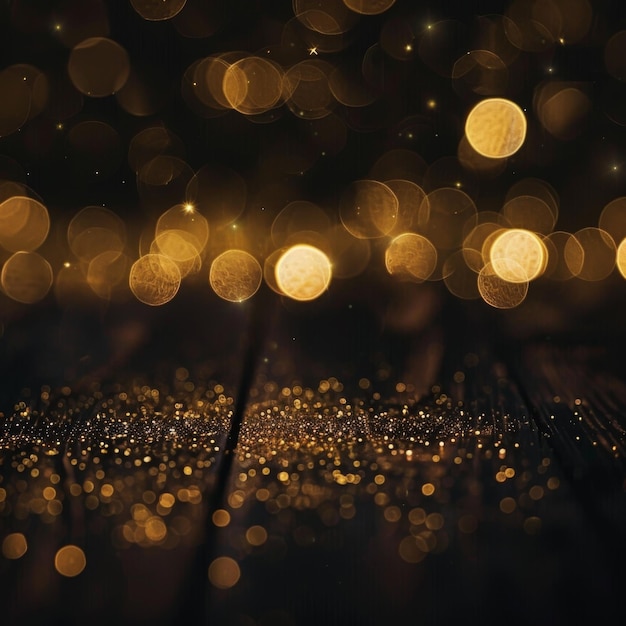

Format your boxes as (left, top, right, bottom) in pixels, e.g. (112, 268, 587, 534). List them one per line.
(275, 244, 332, 301)
(465, 98, 527, 158)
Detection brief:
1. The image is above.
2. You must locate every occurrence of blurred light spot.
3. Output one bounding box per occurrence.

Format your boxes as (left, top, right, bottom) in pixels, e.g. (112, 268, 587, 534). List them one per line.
(245, 525, 268, 546)
(385, 233, 437, 282)
(339, 180, 398, 239)
(418, 187, 477, 251)
(275, 244, 332, 301)
(129, 253, 181, 306)
(54, 545, 86, 577)
(131, 0, 187, 21)
(208, 556, 240, 589)
(478, 262, 528, 308)
(605, 30, 626, 81)
(209, 250, 262, 302)
(342, 0, 395, 15)
(2, 533, 27, 559)
(0, 195, 50, 252)
(567, 227, 615, 281)
(68, 37, 130, 97)
(489, 228, 547, 282)
(1, 251, 53, 304)
(465, 98, 526, 158)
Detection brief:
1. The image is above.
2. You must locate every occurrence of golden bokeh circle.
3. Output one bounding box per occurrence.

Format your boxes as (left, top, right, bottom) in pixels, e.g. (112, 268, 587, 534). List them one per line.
(385, 233, 437, 282)
(2, 533, 28, 559)
(1, 251, 54, 304)
(489, 228, 547, 283)
(129, 254, 181, 306)
(209, 250, 262, 302)
(342, 0, 396, 16)
(478, 262, 529, 308)
(208, 556, 241, 589)
(275, 244, 332, 301)
(0, 195, 50, 252)
(130, 0, 187, 21)
(339, 180, 398, 239)
(465, 98, 527, 158)
(616, 239, 626, 279)
(54, 545, 87, 577)
(68, 37, 130, 97)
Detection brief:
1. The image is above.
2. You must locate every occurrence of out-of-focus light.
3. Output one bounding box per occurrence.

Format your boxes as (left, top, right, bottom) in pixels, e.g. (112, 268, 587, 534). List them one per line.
(129, 253, 181, 306)
(275, 244, 332, 301)
(208, 556, 240, 589)
(489, 228, 548, 282)
(209, 249, 262, 302)
(465, 98, 527, 158)
(54, 545, 86, 577)
(385, 233, 437, 282)
(2, 533, 27, 559)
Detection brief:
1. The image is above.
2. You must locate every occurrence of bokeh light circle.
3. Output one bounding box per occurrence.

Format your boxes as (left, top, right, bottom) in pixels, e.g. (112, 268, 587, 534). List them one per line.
(339, 180, 398, 239)
(478, 261, 529, 308)
(465, 98, 527, 158)
(275, 244, 332, 301)
(2, 533, 27, 559)
(68, 37, 130, 97)
(385, 233, 437, 282)
(129, 254, 182, 305)
(131, 0, 187, 21)
(489, 228, 547, 282)
(1, 251, 53, 304)
(54, 545, 87, 577)
(209, 250, 262, 302)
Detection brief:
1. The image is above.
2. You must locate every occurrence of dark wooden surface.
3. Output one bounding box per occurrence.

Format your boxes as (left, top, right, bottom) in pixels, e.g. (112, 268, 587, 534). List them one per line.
(1, 319, 625, 625)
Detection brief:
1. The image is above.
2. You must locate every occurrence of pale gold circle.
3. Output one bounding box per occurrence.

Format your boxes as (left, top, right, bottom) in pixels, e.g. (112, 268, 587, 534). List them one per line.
(209, 249, 262, 302)
(1, 251, 53, 304)
(385, 233, 437, 282)
(465, 98, 527, 158)
(275, 244, 332, 301)
(129, 253, 181, 305)
(489, 228, 547, 282)
(478, 262, 528, 308)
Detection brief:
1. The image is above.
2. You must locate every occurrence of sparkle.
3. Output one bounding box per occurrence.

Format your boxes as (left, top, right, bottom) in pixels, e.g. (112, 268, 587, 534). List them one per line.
(183, 203, 195, 214)
(308, 47, 318, 56)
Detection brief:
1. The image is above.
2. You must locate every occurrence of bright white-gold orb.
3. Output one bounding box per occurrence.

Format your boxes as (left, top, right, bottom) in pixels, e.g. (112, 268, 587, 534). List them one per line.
(275, 244, 332, 301)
